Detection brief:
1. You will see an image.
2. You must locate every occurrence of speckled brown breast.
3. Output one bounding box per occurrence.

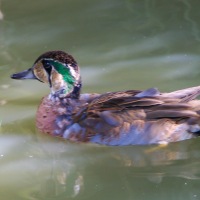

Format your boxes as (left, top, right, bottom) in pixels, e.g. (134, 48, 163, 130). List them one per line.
(36, 96, 60, 135)
(35, 94, 99, 137)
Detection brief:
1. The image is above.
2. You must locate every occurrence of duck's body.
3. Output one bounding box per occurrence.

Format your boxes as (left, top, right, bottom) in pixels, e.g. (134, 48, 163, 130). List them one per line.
(11, 51, 200, 145)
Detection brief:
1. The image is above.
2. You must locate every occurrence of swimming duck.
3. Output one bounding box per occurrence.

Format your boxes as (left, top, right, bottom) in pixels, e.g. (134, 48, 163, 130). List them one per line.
(11, 51, 200, 145)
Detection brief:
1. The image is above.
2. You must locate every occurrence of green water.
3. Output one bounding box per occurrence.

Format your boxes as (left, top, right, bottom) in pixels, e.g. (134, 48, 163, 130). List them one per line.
(1, 0, 200, 199)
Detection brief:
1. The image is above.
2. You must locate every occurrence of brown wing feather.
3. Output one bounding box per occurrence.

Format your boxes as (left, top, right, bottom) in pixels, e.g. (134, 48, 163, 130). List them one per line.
(76, 88, 200, 125)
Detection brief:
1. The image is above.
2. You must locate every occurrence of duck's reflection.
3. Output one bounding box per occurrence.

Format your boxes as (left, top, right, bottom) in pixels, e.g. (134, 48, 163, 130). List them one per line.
(33, 131, 200, 199)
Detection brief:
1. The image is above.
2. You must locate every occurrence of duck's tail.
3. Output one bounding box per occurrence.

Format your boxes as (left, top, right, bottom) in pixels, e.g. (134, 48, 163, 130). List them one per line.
(161, 86, 200, 102)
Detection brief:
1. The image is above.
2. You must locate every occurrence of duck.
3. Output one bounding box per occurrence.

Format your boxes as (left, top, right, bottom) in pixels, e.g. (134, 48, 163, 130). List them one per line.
(11, 50, 200, 145)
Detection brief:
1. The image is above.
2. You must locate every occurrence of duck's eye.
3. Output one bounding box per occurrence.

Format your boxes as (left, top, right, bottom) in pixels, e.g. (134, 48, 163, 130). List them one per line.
(42, 61, 52, 74)
(44, 62, 52, 69)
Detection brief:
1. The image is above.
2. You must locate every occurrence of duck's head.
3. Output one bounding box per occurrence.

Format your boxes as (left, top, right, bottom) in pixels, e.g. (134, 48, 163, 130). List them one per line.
(11, 51, 81, 99)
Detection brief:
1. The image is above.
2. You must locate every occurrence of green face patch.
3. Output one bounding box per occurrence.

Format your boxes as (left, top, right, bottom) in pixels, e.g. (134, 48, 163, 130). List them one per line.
(46, 59, 75, 93)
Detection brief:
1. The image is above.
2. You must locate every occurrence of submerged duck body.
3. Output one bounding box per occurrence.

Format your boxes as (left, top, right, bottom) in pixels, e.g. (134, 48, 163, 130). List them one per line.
(11, 51, 200, 145)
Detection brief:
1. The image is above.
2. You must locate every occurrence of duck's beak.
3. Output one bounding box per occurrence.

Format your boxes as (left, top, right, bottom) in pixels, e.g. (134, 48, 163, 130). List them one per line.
(11, 68, 37, 80)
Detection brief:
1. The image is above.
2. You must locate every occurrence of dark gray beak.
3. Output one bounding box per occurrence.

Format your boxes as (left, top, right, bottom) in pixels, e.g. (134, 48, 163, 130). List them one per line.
(11, 68, 37, 80)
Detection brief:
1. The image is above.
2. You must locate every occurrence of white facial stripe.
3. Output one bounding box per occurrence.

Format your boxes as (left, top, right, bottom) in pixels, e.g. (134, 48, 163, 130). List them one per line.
(68, 64, 79, 81)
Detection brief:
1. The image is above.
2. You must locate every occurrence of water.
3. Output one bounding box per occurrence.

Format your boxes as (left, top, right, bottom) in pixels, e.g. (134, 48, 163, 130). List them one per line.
(1, 0, 200, 199)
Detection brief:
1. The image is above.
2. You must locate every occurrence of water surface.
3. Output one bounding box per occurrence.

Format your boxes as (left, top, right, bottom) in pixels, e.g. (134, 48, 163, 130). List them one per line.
(1, 0, 200, 199)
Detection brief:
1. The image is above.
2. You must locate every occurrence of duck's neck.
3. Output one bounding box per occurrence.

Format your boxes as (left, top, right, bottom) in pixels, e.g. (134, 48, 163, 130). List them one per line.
(49, 81, 82, 100)
(70, 82, 82, 99)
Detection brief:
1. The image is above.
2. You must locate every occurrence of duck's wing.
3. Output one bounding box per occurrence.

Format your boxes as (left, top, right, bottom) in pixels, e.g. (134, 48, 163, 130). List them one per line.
(86, 88, 161, 111)
(83, 88, 199, 120)
(72, 88, 198, 131)
(84, 85, 200, 112)
(66, 87, 200, 145)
